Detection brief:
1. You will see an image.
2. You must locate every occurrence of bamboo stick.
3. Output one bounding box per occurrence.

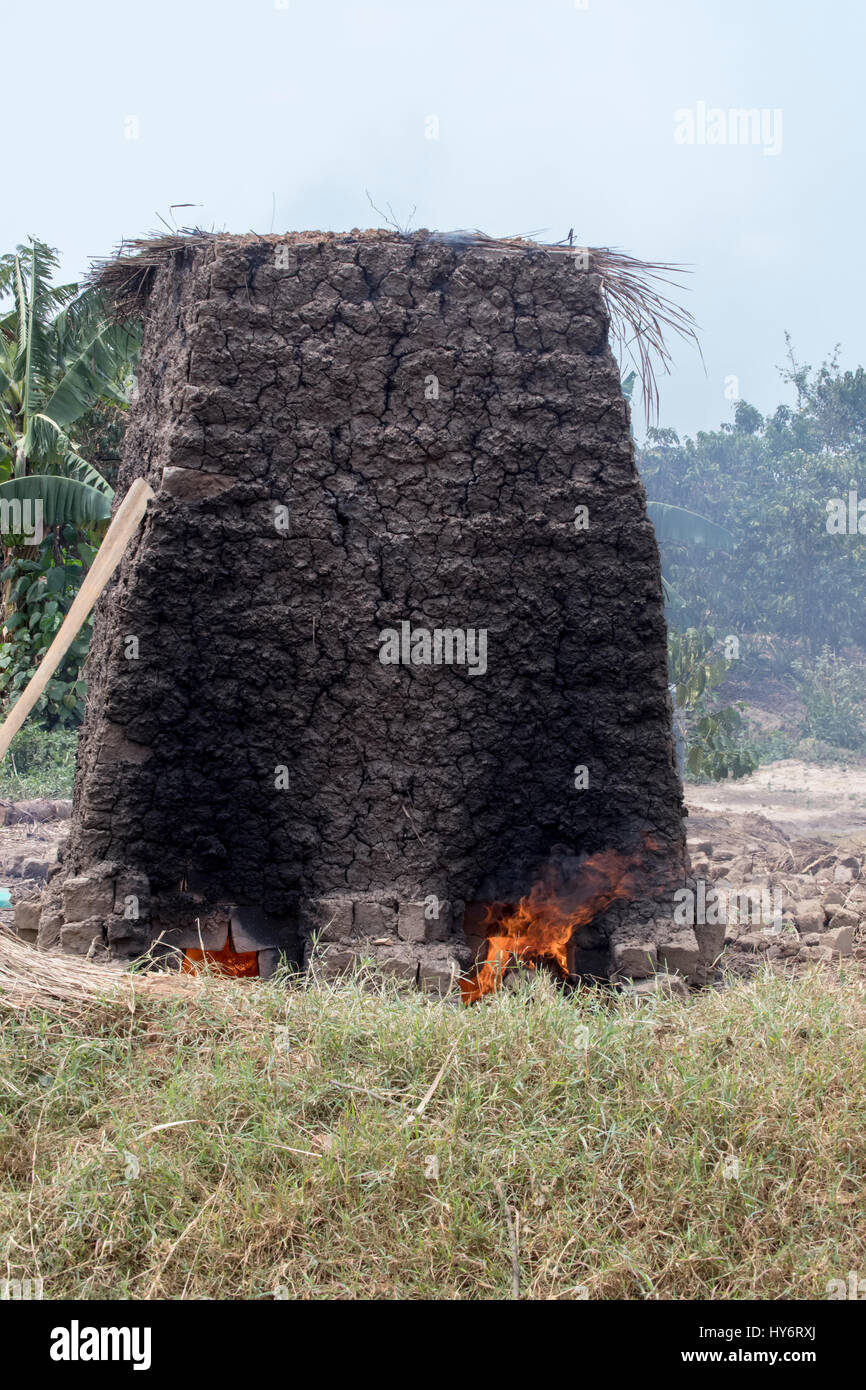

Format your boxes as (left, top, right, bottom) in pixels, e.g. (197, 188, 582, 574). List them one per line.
(0, 477, 155, 760)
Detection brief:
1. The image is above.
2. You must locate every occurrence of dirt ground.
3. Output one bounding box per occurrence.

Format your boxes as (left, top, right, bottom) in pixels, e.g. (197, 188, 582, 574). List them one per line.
(0, 802, 69, 939)
(687, 758, 866, 839)
(684, 759, 866, 977)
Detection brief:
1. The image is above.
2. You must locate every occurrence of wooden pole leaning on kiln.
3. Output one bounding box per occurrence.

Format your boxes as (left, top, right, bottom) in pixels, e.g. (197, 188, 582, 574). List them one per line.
(0, 477, 155, 761)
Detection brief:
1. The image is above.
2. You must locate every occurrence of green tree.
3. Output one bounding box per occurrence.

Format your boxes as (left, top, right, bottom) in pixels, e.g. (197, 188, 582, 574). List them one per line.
(638, 351, 866, 654)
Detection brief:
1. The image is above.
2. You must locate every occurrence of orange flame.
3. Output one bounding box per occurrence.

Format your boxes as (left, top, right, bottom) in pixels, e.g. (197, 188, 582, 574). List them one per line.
(461, 846, 645, 1004)
(182, 925, 259, 978)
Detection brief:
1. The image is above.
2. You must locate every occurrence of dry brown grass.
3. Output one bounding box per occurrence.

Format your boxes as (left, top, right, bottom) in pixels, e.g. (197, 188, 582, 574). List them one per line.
(0, 925, 205, 1015)
(1, 949, 865, 1301)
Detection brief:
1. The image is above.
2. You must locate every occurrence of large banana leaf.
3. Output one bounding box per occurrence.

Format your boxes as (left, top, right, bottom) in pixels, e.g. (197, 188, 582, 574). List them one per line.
(0, 242, 76, 313)
(647, 501, 733, 552)
(42, 322, 138, 426)
(23, 414, 113, 492)
(13, 257, 28, 374)
(0, 473, 113, 527)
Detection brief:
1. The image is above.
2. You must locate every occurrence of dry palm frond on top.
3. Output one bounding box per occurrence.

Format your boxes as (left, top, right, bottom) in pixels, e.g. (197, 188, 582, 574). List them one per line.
(89, 228, 698, 423)
(589, 248, 699, 423)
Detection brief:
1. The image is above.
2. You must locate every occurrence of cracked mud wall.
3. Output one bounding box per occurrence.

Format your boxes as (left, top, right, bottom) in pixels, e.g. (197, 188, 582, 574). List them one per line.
(58, 231, 687, 978)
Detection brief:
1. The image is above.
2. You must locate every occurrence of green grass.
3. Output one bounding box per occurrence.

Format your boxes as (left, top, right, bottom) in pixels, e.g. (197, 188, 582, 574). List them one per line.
(1, 964, 864, 1300)
(0, 724, 77, 800)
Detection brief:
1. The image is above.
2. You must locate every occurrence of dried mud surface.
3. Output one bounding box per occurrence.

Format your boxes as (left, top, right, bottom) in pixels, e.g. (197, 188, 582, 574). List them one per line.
(66, 233, 683, 927)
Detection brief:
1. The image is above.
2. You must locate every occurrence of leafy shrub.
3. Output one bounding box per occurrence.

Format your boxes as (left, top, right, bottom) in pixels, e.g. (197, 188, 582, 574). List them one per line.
(0, 723, 78, 799)
(793, 647, 866, 751)
(751, 728, 797, 765)
(683, 706, 757, 781)
(0, 532, 93, 728)
(668, 627, 758, 781)
(793, 735, 862, 765)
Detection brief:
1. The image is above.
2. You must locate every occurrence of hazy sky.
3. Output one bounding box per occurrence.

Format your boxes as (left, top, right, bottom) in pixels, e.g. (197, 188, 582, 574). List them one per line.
(5, 0, 863, 438)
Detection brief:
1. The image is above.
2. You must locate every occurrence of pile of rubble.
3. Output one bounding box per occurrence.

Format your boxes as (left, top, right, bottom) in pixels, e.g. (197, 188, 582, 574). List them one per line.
(686, 808, 866, 974)
(0, 799, 69, 902)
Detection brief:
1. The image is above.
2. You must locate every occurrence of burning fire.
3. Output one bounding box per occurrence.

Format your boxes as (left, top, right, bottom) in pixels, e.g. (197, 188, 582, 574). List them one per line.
(182, 925, 259, 978)
(461, 845, 647, 1004)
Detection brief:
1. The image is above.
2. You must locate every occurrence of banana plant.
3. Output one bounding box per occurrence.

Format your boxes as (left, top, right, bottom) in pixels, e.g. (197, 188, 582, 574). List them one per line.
(0, 238, 139, 524)
(645, 500, 733, 553)
(0, 238, 140, 725)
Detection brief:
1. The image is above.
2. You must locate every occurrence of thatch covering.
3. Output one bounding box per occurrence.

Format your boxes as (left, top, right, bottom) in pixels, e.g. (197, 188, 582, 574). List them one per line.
(0, 926, 202, 1016)
(88, 228, 698, 422)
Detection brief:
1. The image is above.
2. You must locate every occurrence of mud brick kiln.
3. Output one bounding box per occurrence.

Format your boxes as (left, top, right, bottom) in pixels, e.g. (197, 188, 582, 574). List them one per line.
(32, 230, 717, 994)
